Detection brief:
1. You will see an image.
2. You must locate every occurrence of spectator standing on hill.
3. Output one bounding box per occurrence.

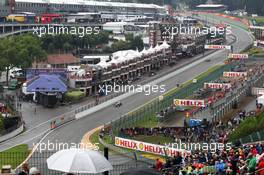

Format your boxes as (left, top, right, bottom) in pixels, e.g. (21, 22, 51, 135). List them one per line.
(258, 157, 264, 175)
(173, 153, 183, 165)
(248, 153, 257, 173)
(215, 160, 226, 174)
(155, 159, 163, 171)
(231, 153, 239, 175)
(18, 163, 30, 175)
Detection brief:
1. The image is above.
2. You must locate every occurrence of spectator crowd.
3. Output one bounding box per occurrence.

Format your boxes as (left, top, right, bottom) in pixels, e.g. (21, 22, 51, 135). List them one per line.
(155, 144, 264, 175)
(117, 108, 264, 175)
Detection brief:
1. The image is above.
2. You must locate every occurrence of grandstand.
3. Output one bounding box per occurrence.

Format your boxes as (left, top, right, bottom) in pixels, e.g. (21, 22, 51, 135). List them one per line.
(195, 4, 227, 12)
(0, 0, 166, 18)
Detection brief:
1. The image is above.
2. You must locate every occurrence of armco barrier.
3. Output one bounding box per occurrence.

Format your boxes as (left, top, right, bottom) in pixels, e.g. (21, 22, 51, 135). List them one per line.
(111, 63, 236, 133)
(239, 130, 264, 144)
(13, 151, 151, 175)
(50, 111, 75, 129)
(99, 137, 155, 165)
(0, 124, 24, 143)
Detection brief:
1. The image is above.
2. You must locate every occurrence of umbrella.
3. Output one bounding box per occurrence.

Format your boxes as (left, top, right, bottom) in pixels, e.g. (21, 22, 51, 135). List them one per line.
(47, 148, 113, 174)
(120, 167, 162, 175)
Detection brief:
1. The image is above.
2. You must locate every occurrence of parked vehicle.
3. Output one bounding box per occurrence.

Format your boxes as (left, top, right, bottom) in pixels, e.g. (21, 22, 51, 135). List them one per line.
(6, 12, 36, 23)
(8, 79, 21, 90)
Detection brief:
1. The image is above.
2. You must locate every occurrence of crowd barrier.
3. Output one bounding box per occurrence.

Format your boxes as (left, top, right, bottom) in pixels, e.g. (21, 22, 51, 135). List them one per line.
(9, 151, 152, 175)
(240, 130, 264, 144)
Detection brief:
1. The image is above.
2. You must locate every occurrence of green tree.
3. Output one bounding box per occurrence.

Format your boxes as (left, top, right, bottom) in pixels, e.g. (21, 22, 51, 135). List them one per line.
(63, 42, 72, 53)
(47, 42, 55, 53)
(0, 37, 20, 85)
(15, 35, 47, 67)
(96, 31, 110, 46)
(0, 35, 46, 85)
(125, 33, 134, 42)
(39, 32, 110, 53)
(111, 40, 130, 52)
(130, 36, 144, 51)
(41, 34, 54, 51)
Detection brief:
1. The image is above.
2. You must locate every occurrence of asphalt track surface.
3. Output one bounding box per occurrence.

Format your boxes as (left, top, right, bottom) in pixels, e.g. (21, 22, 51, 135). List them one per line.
(0, 34, 234, 152)
(0, 14, 254, 165)
(0, 36, 235, 153)
(40, 15, 253, 153)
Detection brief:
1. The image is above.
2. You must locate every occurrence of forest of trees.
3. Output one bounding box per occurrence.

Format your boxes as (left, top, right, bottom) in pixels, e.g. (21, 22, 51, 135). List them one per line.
(0, 35, 47, 84)
(184, 0, 264, 15)
(221, 0, 264, 15)
(40, 32, 144, 54)
(123, 0, 264, 16)
(0, 32, 144, 84)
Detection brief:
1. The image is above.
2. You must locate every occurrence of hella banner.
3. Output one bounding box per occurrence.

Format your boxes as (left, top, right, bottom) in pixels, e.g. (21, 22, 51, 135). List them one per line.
(204, 83, 232, 89)
(115, 137, 191, 157)
(223, 72, 247, 77)
(204, 45, 231, 50)
(174, 99, 205, 107)
(228, 54, 248, 59)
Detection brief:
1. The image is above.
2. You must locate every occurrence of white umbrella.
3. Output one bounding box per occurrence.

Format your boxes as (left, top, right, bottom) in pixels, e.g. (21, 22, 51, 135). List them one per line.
(47, 148, 113, 174)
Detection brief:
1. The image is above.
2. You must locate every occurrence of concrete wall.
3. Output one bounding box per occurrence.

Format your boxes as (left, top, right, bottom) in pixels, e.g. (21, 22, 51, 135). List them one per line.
(0, 124, 24, 143)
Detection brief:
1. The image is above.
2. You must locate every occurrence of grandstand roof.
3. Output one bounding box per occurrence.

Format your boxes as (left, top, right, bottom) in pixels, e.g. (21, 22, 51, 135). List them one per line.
(15, 0, 164, 9)
(27, 75, 67, 93)
(196, 4, 226, 8)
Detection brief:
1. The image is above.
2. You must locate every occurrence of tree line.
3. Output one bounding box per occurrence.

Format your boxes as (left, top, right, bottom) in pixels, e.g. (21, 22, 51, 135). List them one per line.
(0, 32, 144, 84)
(122, 0, 264, 16)
(179, 0, 264, 15)
(0, 35, 46, 85)
(41, 32, 144, 54)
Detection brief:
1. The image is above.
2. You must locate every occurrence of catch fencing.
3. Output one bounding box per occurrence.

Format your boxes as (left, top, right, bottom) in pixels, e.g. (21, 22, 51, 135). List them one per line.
(110, 63, 236, 134)
(239, 130, 264, 144)
(1, 151, 152, 175)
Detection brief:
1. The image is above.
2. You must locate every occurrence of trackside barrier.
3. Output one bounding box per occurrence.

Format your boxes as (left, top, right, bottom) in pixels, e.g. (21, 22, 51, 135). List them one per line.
(49, 92, 123, 129)
(74, 92, 122, 114)
(99, 137, 155, 165)
(239, 130, 264, 144)
(12, 151, 151, 175)
(48, 32, 241, 130)
(50, 111, 75, 130)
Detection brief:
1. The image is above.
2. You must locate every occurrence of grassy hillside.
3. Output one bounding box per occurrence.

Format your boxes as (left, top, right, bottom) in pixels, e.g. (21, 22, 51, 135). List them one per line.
(230, 111, 264, 141)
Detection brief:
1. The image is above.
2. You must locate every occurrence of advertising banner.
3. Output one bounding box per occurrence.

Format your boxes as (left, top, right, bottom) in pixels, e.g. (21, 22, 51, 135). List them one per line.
(204, 83, 232, 89)
(228, 54, 248, 59)
(204, 45, 231, 50)
(115, 137, 191, 157)
(174, 99, 205, 107)
(223, 72, 247, 77)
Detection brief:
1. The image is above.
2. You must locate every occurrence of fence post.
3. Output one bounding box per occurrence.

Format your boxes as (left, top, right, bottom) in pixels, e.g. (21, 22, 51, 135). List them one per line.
(104, 147, 109, 175)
